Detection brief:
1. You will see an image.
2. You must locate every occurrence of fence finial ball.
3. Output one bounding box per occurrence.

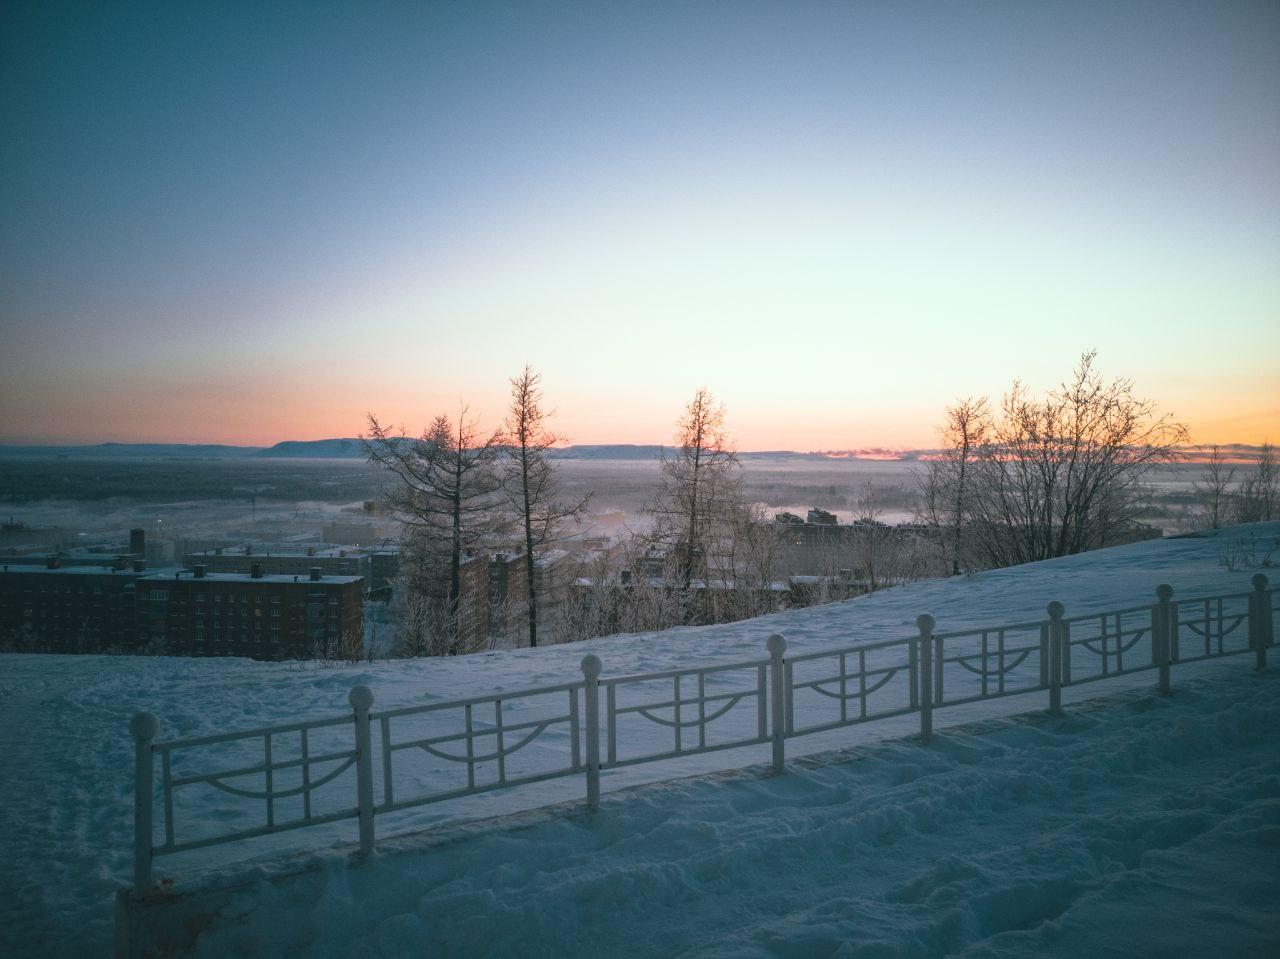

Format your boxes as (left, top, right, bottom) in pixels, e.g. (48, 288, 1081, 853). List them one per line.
(1047, 601, 1065, 620)
(767, 633, 787, 655)
(1253, 573, 1270, 591)
(348, 685, 374, 711)
(580, 654, 602, 680)
(916, 614, 935, 633)
(1156, 584, 1174, 601)
(130, 711, 159, 740)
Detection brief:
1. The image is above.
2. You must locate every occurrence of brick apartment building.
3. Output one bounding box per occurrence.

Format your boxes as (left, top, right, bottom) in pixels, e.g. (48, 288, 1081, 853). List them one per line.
(488, 551, 529, 641)
(0, 559, 149, 652)
(139, 565, 363, 658)
(1, 561, 363, 660)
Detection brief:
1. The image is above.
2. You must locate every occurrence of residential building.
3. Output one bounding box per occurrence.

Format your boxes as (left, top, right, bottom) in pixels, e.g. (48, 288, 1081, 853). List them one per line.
(140, 565, 363, 659)
(0, 560, 149, 652)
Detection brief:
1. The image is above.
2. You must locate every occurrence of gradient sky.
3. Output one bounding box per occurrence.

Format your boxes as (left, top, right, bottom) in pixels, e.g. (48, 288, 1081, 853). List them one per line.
(1, 1, 1277, 450)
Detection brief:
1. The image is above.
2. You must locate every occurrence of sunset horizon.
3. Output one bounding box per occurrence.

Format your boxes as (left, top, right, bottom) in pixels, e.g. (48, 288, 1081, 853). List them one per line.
(3, 3, 1277, 455)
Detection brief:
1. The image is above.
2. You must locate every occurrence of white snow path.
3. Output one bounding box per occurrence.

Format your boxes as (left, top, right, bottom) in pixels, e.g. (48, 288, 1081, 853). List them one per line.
(1, 523, 1277, 957)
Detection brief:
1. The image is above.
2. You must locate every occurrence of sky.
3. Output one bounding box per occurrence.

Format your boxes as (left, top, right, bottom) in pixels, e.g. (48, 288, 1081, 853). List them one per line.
(1, 0, 1277, 451)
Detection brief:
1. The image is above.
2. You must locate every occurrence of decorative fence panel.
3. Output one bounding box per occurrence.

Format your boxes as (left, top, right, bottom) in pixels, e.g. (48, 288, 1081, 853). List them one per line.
(784, 636, 919, 739)
(930, 619, 1046, 708)
(375, 681, 586, 815)
(128, 574, 1276, 895)
(602, 658, 770, 769)
(1061, 603, 1159, 687)
(1170, 592, 1253, 664)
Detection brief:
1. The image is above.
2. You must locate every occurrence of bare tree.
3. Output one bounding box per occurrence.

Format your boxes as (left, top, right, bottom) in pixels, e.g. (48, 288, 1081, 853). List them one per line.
(1235, 442, 1277, 523)
(309, 623, 367, 664)
(1192, 445, 1237, 530)
(647, 389, 742, 619)
(920, 397, 990, 574)
(502, 365, 590, 648)
(959, 352, 1187, 567)
(720, 499, 785, 620)
(389, 582, 455, 658)
(364, 408, 503, 655)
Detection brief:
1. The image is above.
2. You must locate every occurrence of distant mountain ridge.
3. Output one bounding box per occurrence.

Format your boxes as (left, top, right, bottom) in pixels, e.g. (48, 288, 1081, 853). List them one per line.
(254, 438, 366, 458)
(0, 440, 1264, 463)
(0, 442, 263, 459)
(0, 440, 842, 461)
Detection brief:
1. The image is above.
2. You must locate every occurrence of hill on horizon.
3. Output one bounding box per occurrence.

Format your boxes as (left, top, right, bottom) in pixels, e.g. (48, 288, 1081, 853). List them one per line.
(0, 440, 849, 461)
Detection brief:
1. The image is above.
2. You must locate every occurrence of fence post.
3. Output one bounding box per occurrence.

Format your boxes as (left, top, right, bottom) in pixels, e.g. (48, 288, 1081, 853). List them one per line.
(767, 634, 787, 774)
(349, 685, 375, 857)
(1047, 601, 1064, 715)
(131, 712, 159, 896)
(581, 654, 602, 809)
(1038, 623, 1049, 687)
(1252, 574, 1271, 671)
(1061, 618, 1072, 685)
(1155, 585, 1173, 695)
(918, 615, 935, 744)
(908, 636, 919, 709)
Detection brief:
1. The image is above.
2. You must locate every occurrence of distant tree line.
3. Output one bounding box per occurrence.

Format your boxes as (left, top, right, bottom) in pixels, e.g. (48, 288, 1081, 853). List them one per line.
(368, 352, 1256, 655)
(1186, 442, 1277, 530)
(366, 376, 940, 656)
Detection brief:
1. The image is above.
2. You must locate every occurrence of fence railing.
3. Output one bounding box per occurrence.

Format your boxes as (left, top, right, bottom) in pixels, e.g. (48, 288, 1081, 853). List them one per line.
(129, 573, 1276, 895)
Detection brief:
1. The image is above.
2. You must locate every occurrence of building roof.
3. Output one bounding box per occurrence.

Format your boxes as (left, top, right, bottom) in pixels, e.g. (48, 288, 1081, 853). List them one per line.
(142, 568, 364, 585)
(186, 544, 369, 559)
(0, 564, 145, 577)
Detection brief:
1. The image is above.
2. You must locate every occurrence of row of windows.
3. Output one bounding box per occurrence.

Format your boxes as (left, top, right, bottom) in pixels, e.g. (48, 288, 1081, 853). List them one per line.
(194, 625, 338, 636)
(146, 591, 343, 605)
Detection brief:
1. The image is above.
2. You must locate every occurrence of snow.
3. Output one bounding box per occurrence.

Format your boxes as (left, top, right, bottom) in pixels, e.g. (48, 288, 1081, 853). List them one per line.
(192, 671, 1280, 958)
(2, 523, 1277, 957)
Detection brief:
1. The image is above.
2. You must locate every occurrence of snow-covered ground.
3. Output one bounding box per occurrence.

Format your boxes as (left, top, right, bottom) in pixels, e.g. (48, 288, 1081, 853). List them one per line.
(2, 523, 1277, 957)
(192, 668, 1280, 958)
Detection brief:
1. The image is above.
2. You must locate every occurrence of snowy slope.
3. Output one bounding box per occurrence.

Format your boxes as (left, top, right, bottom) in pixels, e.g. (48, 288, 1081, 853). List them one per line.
(2, 523, 1277, 957)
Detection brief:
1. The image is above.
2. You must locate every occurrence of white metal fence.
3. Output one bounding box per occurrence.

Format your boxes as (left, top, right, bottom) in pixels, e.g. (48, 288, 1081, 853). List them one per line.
(129, 573, 1277, 895)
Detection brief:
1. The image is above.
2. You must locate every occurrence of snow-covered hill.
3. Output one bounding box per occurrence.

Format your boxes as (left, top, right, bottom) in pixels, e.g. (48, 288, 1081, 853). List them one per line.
(2, 524, 1277, 957)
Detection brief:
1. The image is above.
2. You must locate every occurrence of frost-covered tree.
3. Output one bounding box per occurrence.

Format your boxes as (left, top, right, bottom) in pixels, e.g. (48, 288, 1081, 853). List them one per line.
(1191, 445, 1237, 530)
(920, 397, 989, 574)
(1235, 442, 1277, 523)
(958, 352, 1187, 567)
(502, 365, 589, 648)
(364, 408, 504, 655)
(647, 389, 742, 614)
